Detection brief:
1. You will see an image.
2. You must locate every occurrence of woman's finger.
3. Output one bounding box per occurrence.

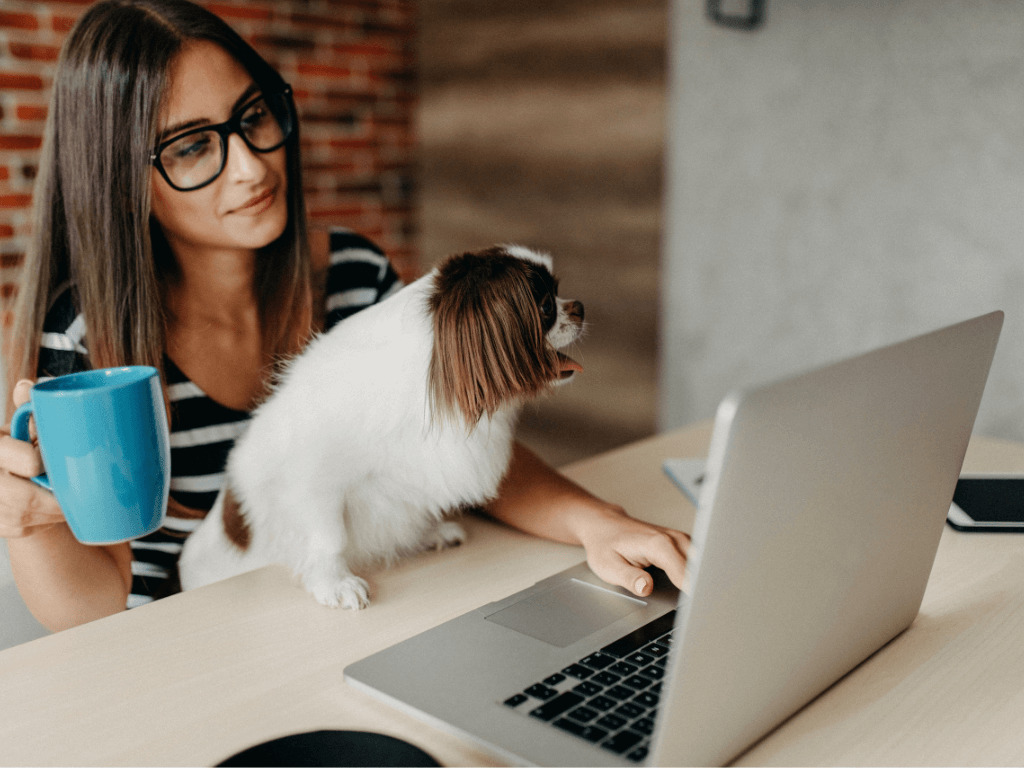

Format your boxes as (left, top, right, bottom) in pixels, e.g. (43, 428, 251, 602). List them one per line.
(0, 471, 64, 530)
(12, 379, 33, 408)
(587, 551, 657, 597)
(0, 434, 45, 478)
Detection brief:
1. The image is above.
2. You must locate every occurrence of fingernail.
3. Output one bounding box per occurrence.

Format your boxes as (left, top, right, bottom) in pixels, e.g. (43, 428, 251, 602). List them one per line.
(635, 577, 648, 595)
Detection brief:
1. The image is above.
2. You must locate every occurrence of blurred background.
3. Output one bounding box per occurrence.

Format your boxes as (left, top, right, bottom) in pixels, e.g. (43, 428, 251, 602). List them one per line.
(417, 0, 667, 466)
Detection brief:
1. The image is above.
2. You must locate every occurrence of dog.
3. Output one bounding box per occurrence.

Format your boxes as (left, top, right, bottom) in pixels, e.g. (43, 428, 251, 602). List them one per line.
(178, 245, 585, 608)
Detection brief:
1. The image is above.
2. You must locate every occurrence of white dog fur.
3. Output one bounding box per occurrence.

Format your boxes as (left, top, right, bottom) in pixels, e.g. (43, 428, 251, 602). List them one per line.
(178, 245, 584, 608)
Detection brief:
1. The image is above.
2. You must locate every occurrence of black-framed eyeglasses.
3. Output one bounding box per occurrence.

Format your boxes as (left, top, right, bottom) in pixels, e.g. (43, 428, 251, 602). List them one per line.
(150, 85, 295, 192)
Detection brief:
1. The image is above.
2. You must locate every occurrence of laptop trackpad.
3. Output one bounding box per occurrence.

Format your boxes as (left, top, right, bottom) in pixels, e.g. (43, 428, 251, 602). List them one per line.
(484, 579, 646, 648)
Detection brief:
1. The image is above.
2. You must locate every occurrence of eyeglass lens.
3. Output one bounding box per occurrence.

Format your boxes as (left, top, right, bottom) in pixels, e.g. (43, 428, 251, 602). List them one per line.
(158, 93, 291, 190)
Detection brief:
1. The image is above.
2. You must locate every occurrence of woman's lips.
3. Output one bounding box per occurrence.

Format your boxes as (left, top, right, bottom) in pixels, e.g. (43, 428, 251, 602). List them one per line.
(234, 186, 276, 214)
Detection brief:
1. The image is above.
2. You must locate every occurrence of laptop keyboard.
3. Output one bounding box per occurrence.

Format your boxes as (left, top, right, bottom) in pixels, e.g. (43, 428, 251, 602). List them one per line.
(502, 609, 676, 763)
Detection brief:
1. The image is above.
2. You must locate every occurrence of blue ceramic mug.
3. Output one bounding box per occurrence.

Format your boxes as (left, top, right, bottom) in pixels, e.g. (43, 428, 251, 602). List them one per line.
(11, 366, 170, 545)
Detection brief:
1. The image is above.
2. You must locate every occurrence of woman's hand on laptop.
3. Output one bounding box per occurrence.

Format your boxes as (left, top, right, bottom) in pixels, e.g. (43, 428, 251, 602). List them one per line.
(576, 506, 690, 597)
(487, 442, 690, 598)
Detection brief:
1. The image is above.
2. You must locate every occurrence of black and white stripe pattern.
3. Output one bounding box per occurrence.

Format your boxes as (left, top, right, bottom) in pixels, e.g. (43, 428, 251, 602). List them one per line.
(37, 229, 403, 607)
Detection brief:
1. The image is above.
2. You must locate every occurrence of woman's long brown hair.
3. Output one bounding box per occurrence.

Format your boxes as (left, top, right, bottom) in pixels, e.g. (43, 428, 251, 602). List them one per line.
(5, 0, 311, 416)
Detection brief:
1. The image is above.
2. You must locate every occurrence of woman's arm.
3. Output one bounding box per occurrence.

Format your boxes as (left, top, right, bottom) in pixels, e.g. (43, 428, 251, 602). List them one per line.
(486, 442, 690, 597)
(1, 380, 133, 632)
(6, 527, 133, 632)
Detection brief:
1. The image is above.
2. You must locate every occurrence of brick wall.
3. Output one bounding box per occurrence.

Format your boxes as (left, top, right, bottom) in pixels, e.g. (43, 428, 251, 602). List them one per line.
(0, 0, 419, 328)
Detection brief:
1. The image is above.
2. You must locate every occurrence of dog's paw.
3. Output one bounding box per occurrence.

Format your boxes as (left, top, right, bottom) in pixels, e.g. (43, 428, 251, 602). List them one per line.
(423, 520, 467, 551)
(308, 574, 371, 610)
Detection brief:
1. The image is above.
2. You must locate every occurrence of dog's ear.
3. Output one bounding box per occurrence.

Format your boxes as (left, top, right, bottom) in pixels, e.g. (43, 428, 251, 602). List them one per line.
(428, 249, 560, 425)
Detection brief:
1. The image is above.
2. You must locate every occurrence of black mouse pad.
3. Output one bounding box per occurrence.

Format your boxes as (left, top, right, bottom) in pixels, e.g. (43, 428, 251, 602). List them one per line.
(217, 730, 441, 767)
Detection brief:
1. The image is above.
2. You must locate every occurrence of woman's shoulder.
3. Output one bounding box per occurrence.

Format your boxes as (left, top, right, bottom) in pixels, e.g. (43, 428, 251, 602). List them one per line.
(319, 227, 404, 329)
(38, 282, 89, 377)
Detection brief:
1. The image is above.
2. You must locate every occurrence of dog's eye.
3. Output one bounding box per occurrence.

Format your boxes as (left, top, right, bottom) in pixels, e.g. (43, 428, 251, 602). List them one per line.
(540, 295, 555, 320)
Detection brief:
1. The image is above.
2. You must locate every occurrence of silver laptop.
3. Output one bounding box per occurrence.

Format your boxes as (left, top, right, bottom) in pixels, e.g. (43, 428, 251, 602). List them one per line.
(345, 311, 1003, 767)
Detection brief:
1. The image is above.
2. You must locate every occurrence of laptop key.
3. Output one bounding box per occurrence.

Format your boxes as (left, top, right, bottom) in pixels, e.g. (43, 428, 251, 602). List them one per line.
(601, 611, 677, 658)
(609, 661, 639, 677)
(646, 642, 670, 657)
(633, 717, 655, 735)
(561, 663, 593, 680)
(503, 693, 528, 708)
(543, 672, 566, 686)
(567, 706, 598, 723)
(524, 683, 558, 701)
(615, 702, 645, 719)
(553, 718, 608, 743)
(589, 695, 617, 712)
(530, 692, 585, 722)
(633, 691, 660, 709)
(606, 685, 635, 700)
(572, 681, 603, 697)
(602, 729, 645, 754)
(623, 675, 652, 690)
(625, 651, 655, 666)
(580, 652, 616, 670)
(592, 671, 620, 687)
(626, 745, 649, 762)
(638, 664, 664, 681)
(595, 713, 628, 731)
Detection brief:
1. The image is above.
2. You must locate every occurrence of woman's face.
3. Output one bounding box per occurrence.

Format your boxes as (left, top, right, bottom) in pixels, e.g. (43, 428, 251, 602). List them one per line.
(150, 41, 289, 260)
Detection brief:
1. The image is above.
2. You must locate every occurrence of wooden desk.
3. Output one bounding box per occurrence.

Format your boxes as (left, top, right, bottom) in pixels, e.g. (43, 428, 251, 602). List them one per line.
(2, 424, 1024, 767)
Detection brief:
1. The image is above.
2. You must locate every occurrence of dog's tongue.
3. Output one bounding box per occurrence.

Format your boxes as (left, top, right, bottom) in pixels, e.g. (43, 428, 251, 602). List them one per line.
(557, 352, 583, 378)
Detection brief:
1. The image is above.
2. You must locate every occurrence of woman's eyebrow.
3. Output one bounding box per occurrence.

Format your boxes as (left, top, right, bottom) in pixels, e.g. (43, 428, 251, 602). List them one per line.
(157, 82, 261, 143)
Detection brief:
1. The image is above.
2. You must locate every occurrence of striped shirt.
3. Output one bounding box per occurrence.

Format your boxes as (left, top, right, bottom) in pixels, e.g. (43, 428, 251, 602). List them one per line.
(37, 229, 403, 607)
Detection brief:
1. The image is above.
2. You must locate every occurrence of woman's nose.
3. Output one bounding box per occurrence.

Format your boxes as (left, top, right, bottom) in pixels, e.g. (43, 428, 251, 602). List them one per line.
(225, 133, 266, 184)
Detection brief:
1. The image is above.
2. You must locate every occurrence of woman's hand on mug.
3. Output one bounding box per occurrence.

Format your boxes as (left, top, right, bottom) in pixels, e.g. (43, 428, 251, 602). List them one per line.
(0, 379, 65, 538)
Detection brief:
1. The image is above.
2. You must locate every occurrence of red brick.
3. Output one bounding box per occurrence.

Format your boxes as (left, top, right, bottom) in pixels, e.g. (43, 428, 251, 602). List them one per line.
(0, 225, 15, 239)
(297, 62, 355, 79)
(0, 135, 42, 151)
(15, 105, 47, 122)
(332, 41, 400, 58)
(307, 205, 366, 221)
(0, 194, 33, 209)
(249, 34, 315, 52)
(205, 3, 273, 21)
(52, 15, 79, 32)
(289, 12, 358, 31)
(0, 12, 40, 30)
(327, 137, 375, 151)
(0, 73, 45, 91)
(0, 167, 8, 181)
(0, 251, 22, 267)
(1, 284, 18, 300)
(8, 43, 62, 62)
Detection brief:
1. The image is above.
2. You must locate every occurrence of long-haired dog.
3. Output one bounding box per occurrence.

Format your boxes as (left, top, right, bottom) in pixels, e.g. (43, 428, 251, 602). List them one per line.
(178, 245, 584, 608)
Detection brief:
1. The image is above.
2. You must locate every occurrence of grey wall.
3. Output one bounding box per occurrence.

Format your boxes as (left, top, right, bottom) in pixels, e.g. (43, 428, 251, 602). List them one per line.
(660, 0, 1024, 439)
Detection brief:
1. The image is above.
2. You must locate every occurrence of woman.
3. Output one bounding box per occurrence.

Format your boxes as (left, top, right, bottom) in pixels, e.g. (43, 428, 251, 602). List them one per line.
(0, 0, 689, 632)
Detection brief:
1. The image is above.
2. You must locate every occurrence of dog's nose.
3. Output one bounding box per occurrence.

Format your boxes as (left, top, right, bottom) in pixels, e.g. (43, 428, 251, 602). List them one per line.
(567, 300, 584, 323)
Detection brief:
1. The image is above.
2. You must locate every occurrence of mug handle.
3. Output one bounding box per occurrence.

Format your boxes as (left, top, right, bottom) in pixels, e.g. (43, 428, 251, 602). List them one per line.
(10, 401, 51, 491)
